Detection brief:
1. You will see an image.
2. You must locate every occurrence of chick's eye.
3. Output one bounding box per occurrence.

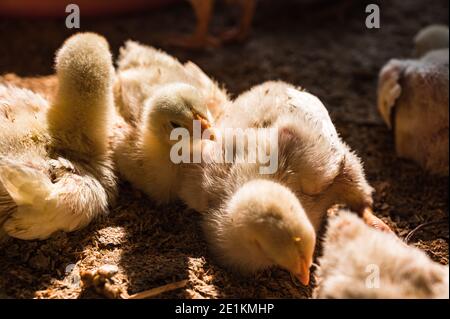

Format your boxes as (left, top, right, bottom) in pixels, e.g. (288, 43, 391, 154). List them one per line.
(170, 121, 182, 129)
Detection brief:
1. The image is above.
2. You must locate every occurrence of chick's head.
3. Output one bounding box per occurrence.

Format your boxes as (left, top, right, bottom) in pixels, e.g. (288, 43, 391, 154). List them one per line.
(144, 83, 214, 147)
(223, 179, 316, 285)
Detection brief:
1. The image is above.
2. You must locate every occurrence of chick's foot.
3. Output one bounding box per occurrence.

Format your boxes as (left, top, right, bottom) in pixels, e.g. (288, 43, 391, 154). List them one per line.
(362, 208, 393, 233)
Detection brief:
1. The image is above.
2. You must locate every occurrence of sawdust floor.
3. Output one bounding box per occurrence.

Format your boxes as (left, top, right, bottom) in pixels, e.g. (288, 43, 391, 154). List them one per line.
(0, 0, 448, 298)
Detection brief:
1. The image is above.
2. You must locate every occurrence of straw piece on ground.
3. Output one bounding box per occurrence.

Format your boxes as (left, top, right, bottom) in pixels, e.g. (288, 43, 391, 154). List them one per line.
(126, 280, 189, 299)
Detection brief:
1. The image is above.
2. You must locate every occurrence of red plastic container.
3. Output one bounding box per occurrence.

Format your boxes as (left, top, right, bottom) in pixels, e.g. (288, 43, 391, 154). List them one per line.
(0, 0, 182, 17)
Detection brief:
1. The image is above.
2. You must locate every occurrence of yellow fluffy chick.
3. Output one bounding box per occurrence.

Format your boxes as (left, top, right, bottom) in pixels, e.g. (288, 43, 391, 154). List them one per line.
(0, 33, 117, 240)
(114, 40, 227, 124)
(378, 25, 449, 175)
(179, 127, 318, 285)
(178, 80, 390, 283)
(205, 179, 316, 285)
(216, 81, 389, 232)
(113, 41, 228, 204)
(314, 211, 449, 298)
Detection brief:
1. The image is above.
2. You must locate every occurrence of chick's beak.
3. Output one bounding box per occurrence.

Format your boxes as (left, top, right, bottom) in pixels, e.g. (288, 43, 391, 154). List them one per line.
(292, 260, 311, 286)
(194, 113, 215, 140)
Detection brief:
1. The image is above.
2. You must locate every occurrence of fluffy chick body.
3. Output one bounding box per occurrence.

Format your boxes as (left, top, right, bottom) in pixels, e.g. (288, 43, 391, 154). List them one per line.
(0, 33, 117, 240)
(218, 81, 375, 229)
(314, 211, 449, 298)
(113, 41, 228, 204)
(114, 40, 227, 125)
(179, 115, 332, 282)
(178, 81, 384, 281)
(378, 25, 449, 175)
(179, 140, 317, 283)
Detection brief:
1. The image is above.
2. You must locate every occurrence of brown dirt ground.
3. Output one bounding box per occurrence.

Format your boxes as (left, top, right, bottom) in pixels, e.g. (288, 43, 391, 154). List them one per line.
(0, 0, 448, 299)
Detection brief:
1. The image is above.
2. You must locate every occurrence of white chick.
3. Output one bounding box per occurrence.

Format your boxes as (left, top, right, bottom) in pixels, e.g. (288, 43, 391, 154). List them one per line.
(114, 40, 227, 124)
(314, 211, 449, 298)
(205, 179, 316, 285)
(0, 33, 117, 240)
(179, 132, 317, 284)
(178, 80, 391, 284)
(113, 41, 228, 204)
(377, 25, 449, 175)
(216, 81, 390, 232)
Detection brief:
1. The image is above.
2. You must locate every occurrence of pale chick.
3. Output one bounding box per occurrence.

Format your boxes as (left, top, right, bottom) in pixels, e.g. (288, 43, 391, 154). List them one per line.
(0, 33, 117, 240)
(215, 81, 390, 232)
(178, 80, 391, 284)
(207, 179, 316, 286)
(114, 40, 227, 125)
(314, 211, 449, 299)
(378, 25, 449, 175)
(113, 41, 228, 204)
(179, 132, 317, 285)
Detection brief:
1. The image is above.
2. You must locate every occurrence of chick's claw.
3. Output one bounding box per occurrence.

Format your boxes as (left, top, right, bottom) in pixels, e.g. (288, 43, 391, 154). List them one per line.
(362, 208, 393, 233)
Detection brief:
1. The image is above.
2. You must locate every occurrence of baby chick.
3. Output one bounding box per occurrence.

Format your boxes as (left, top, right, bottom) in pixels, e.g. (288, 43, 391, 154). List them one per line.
(179, 132, 317, 285)
(205, 179, 316, 285)
(377, 25, 449, 175)
(179, 80, 391, 284)
(217, 81, 390, 232)
(114, 40, 227, 125)
(0, 33, 117, 240)
(314, 211, 449, 298)
(114, 41, 228, 204)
